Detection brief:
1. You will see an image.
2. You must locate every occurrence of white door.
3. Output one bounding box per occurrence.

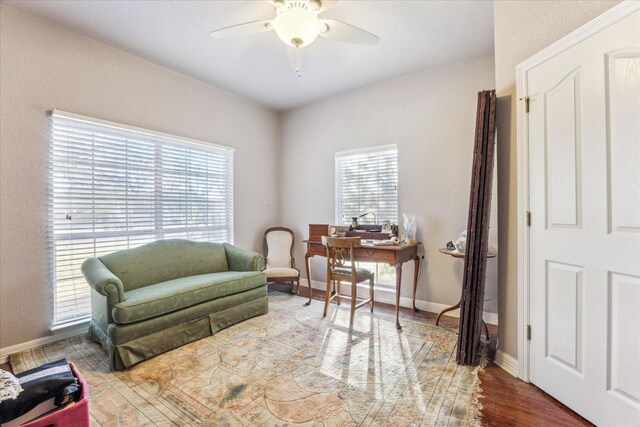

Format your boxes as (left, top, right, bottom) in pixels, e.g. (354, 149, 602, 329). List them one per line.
(528, 10, 640, 426)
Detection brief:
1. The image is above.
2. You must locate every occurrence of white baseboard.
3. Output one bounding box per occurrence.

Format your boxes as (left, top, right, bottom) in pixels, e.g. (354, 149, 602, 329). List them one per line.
(494, 349, 519, 377)
(0, 324, 89, 364)
(301, 279, 499, 325)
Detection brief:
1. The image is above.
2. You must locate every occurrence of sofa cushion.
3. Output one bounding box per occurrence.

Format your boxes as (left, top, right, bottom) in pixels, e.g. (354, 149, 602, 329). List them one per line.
(99, 239, 229, 291)
(112, 271, 265, 324)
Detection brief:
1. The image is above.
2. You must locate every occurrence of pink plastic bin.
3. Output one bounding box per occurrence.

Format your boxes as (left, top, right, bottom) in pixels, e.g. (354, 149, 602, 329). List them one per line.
(22, 362, 90, 427)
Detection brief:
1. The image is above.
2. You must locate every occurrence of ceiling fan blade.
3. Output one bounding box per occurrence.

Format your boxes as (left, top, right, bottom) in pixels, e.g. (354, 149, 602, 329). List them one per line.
(210, 20, 273, 38)
(319, 19, 379, 45)
(319, 0, 340, 13)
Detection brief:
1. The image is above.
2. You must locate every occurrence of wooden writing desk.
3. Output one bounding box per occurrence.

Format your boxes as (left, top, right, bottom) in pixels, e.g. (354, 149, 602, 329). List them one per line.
(304, 239, 421, 329)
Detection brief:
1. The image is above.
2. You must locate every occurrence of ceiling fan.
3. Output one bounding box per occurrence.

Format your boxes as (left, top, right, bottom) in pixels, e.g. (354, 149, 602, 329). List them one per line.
(210, 0, 379, 77)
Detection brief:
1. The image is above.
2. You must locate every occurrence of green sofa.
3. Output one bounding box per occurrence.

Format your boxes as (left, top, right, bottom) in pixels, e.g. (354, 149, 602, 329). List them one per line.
(81, 239, 268, 370)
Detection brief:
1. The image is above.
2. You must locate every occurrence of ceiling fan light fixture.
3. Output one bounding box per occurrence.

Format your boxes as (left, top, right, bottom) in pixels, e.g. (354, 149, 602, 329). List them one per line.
(210, 0, 379, 77)
(273, 2, 321, 48)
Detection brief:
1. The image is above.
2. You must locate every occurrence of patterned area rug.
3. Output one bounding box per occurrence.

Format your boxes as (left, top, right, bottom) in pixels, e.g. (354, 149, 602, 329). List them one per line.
(11, 293, 484, 426)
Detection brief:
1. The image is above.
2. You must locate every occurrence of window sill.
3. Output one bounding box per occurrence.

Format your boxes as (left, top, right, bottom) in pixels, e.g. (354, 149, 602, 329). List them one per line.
(51, 318, 90, 332)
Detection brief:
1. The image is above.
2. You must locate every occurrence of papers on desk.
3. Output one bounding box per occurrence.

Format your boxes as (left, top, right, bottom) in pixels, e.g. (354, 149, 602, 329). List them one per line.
(365, 238, 400, 246)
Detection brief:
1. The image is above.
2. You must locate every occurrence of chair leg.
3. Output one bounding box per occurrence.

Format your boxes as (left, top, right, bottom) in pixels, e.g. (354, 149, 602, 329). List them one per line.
(295, 278, 300, 296)
(323, 279, 331, 317)
(289, 281, 295, 294)
(336, 280, 341, 305)
(349, 279, 356, 328)
(370, 276, 375, 313)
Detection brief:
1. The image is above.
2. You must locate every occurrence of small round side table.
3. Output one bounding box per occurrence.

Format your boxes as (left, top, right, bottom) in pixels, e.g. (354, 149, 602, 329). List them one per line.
(437, 248, 497, 338)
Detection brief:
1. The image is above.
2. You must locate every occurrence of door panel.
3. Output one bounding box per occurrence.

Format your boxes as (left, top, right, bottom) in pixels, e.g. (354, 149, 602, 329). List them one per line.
(608, 272, 640, 405)
(545, 70, 582, 229)
(606, 51, 640, 234)
(528, 10, 640, 426)
(546, 261, 583, 374)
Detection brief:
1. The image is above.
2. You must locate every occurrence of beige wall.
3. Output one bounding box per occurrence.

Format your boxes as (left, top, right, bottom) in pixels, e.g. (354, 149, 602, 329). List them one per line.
(2, 0, 622, 362)
(493, 0, 620, 359)
(0, 6, 280, 350)
(279, 53, 497, 313)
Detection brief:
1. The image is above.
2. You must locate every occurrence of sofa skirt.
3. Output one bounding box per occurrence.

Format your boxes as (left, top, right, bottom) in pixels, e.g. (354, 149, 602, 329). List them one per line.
(88, 286, 268, 370)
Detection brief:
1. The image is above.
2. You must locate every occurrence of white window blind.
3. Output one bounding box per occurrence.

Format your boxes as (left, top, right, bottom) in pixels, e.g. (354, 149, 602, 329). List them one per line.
(335, 144, 398, 226)
(49, 110, 234, 328)
(335, 145, 398, 287)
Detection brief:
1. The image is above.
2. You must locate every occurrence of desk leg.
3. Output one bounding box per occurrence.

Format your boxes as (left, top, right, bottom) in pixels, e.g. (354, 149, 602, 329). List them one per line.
(412, 258, 420, 312)
(395, 263, 402, 329)
(304, 253, 312, 306)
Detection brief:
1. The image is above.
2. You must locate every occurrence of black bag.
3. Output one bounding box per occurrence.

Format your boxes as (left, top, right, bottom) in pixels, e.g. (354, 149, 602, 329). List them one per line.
(0, 359, 79, 423)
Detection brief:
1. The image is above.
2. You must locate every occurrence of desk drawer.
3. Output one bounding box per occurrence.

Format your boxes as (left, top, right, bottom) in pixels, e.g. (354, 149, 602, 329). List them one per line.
(307, 243, 325, 257)
(355, 248, 396, 263)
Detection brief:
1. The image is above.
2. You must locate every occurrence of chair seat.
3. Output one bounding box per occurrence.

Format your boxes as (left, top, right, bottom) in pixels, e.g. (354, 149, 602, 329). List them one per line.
(264, 267, 299, 279)
(332, 266, 373, 281)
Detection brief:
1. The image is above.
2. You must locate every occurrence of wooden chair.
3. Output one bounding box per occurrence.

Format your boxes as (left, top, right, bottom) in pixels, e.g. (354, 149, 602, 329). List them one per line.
(262, 227, 300, 294)
(323, 237, 375, 328)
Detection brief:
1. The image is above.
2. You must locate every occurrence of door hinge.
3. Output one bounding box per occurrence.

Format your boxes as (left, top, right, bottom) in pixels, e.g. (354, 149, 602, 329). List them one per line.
(526, 211, 531, 227)
(527, 325, 531, 341)
(520, 96, 530, 113)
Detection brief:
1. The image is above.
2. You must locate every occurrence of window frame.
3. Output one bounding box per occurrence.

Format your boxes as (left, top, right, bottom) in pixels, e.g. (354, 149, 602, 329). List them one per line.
(48, 110, 235, 329)
(334, 144, 398, 287)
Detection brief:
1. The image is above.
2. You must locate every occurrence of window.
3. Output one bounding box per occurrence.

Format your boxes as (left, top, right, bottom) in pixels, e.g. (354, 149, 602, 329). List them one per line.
(335, 144, 398, 286)
(49, 111, 234, 328)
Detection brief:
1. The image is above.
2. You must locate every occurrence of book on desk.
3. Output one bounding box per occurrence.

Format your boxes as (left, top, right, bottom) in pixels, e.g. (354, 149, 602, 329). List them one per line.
(309, 223, 396, 242)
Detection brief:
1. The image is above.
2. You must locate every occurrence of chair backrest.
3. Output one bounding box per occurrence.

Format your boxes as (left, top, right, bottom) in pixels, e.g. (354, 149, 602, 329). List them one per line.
(325, 237, 361, 278)
(263, 227, 295, 269)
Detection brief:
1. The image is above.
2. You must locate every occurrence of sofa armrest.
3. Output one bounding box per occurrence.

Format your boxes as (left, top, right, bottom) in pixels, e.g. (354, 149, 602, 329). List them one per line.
(223, 243, 264, 272)
(81, 257, 125, 304)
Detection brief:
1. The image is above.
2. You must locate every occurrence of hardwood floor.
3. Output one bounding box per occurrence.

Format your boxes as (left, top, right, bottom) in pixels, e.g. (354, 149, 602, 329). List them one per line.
(271, 282, 592, 427)
(479, 362, 592, 426)
(2, 281, 590, 426)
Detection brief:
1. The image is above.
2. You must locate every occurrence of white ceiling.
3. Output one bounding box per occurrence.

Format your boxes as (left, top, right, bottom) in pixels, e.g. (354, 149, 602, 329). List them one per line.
(3, 0, 494, 111)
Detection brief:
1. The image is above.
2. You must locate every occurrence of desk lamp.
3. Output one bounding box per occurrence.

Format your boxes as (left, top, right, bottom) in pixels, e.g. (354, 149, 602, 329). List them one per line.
(350, 212, 377, 230)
